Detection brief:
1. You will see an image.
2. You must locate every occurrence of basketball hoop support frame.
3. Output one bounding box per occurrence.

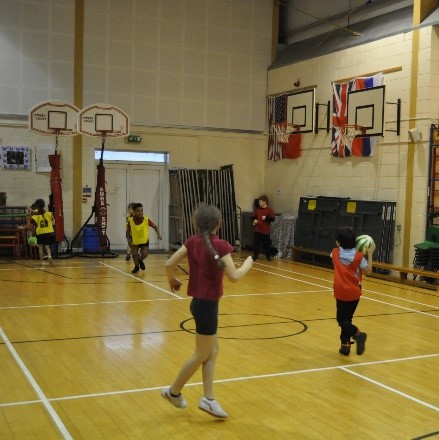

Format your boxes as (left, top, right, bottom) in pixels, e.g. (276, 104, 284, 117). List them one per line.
(314, 101, 330, 134)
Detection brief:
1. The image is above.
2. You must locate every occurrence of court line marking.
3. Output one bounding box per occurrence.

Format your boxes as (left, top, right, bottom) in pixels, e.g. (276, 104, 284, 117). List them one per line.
(100, 261, 182, 299)
(0, 296, 180, 310)
(1, 353, 437, 412)
(267, 262, 439, 309)
(265, 262, 439, 300)
(2, 258, 438, 312)
(341, 367, 439, 412)
(0, 285, 437, 320)
(0, 258, 168, 271)
(252, 266, 439, 317)
(252, 266, 331, 290)
(361, 295, 439, 319)
(0, 326, 73, 439)
(362, 287, 439, 309)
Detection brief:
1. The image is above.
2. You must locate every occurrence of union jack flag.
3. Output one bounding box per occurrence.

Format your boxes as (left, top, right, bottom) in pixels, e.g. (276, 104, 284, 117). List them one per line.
(267, 94, 286, 161)
(331, 73, 383, 157)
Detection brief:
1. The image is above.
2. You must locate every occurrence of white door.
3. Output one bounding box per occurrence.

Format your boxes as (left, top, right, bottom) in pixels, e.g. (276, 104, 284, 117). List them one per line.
(104, 163, 168, 250)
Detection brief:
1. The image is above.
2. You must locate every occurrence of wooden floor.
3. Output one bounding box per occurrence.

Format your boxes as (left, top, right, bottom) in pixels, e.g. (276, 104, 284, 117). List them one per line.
(0, 252, 438, 439)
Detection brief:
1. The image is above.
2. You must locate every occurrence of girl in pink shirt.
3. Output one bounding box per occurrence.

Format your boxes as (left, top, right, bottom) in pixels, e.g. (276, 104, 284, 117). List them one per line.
(162, 204, 253, 418)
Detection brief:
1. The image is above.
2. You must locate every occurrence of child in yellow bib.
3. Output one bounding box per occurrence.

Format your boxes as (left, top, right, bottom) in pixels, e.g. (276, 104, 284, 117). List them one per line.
(19, 198, 55, 266)
(126, 203, 162, 274)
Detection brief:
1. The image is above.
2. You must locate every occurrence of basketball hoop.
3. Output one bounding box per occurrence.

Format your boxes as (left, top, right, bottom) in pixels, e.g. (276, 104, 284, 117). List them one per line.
(273, 123, 300, 143)
(335, 124, 366, 146)
(78, 103, 129, 138)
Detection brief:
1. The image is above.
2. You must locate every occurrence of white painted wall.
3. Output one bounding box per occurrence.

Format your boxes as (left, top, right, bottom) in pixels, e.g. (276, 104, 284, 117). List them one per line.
(266, 26, 439, 266)
(0, 0, 270, 244)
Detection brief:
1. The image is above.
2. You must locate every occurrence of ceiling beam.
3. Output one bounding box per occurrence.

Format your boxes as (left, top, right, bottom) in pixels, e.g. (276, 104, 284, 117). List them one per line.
(418, 0, 438, 22)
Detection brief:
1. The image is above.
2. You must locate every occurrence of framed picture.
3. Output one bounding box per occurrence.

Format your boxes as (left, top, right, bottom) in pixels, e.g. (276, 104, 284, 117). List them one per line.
(1, 146, 31, 170)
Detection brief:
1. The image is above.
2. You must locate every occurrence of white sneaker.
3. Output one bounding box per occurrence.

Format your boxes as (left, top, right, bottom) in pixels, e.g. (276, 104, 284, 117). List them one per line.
(198, 397, 228, 418)
(161, 387, 187, 409)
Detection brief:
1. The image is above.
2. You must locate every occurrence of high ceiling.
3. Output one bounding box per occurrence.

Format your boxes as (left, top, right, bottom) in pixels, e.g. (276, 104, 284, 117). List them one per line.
(279, 0, 414, 46)
(269, 0, 439, 68)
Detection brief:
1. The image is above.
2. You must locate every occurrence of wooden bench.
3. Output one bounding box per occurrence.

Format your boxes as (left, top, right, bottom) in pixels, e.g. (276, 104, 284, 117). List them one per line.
(371, 261, 439, 289)
(289, 246, 330, 264)
(0, 229, 21, 258)
(289, 246, 439, 291)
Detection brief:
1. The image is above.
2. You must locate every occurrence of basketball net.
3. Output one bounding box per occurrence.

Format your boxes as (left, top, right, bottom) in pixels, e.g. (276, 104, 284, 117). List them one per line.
(273, 123, 299, 143)
(336, 125, 365, 147)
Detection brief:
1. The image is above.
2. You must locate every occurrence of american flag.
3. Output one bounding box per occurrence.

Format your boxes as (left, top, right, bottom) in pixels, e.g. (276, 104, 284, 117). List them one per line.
(267, 94, 286, 161)
(331, 73, 383, 157)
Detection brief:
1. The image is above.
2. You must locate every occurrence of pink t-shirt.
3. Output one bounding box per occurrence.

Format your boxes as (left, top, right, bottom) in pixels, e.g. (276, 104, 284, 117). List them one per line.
(184, 234, 234, 300)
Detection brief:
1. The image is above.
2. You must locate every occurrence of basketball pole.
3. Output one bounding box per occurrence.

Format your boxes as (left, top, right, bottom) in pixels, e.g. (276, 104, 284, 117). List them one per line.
(67, 133, 116, 257)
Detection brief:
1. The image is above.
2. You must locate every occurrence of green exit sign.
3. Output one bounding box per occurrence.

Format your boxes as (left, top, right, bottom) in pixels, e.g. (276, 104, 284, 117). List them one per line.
(126, 135, 142, 143)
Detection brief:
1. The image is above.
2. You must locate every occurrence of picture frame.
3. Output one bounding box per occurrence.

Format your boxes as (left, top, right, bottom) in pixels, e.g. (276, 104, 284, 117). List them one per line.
(1, 146, 32, 170)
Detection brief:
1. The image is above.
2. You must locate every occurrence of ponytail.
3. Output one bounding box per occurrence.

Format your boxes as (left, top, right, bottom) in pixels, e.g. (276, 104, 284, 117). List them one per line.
(193, 204, 225, 269)
(201, 231, 225, 269)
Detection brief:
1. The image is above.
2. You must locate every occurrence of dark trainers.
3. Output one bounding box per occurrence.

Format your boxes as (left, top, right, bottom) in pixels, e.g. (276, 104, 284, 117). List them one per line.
(139, 260, 145, 270)
(252, 255, 258, 261)
(354, 332, 367, 355)
(131, 265, 140, 274)
(339, 344, 351, 356)
(125, 254, 130, 261)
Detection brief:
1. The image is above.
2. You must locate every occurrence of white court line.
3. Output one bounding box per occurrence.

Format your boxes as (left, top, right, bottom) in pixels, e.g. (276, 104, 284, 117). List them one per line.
(259, 261, 439, 305)
(0, 290, 324, 311)
(1, 353, 437, 410)
(278, 263, 439, 309)
(264, 262, 334, 283)
(252, 266, 333, 290)
(0, 258, 168, 271)
(0, 296, 180, 310)
(0, 283, 436, 318)
(253, 266, 439, 318)
(100, 261, 182, 299)
(363, 287, 439, 309)
(361, 295, 439, 319)
(226, 289, 329, 298)
(341, 366, 439, 412)
(1, 263, 437, 319)
(0, 326, 73, 439)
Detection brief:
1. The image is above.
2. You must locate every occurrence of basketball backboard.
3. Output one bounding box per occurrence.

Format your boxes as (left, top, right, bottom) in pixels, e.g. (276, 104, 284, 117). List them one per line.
(347, 85, 385, 136)
(78, 104, 130, 138)
(286, 89, 315, 133)
(29, 101, 79, 135)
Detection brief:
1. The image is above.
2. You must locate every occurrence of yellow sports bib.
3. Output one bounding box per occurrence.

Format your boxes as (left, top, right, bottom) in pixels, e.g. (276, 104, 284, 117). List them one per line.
(128, 217, 149, 245)
(32, 212, 54, 235)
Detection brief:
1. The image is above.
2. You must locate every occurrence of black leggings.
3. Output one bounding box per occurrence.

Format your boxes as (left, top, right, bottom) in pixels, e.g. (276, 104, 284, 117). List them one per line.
(190, 297, 219, 336)
(253, 232, 271, 258)
(336, 299, 360, 344)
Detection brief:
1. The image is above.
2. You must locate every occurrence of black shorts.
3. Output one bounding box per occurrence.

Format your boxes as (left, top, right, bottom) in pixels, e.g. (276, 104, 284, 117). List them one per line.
(190, 297, 219, 336)
(37, 233, 55, 246)
(133, 240, 149, 248)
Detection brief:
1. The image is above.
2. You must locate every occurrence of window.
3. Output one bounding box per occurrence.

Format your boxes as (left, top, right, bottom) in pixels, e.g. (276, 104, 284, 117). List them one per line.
(94, 150, 168, 163)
